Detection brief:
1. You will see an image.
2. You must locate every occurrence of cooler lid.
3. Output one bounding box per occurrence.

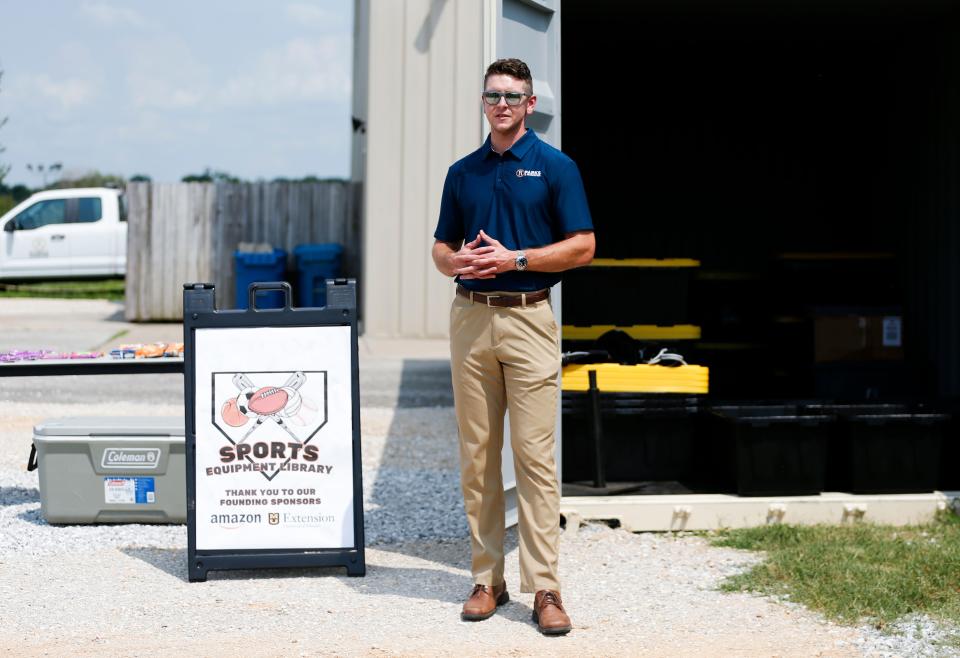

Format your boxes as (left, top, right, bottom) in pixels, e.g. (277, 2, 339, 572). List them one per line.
(34, 416, 185, 437)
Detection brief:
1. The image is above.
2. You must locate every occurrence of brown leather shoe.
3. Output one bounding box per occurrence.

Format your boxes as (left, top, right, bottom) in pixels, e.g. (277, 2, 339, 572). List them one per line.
(533, 590, 572, 635)
(461, 582, 509, 621)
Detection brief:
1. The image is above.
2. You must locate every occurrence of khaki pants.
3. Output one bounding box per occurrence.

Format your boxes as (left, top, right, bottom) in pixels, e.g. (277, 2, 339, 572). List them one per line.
(449, 292, 561, 593)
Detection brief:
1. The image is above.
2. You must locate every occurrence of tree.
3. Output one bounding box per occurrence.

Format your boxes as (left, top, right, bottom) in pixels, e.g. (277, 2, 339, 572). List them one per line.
(270, 174, 342, 184)
(0, 182, 32, 201)
(0, 180, 30, 216)
(181, 167, 241, 183)
(49, 169, 124, 189)
(129, 174, 152, 182)
(0, 68, 9, 185)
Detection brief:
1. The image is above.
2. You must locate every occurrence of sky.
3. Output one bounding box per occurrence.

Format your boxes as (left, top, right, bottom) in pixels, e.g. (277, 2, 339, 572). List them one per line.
(0, 0, 353, 186)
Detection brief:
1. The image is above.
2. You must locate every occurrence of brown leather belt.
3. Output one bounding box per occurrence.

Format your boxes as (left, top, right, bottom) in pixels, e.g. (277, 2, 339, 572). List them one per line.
(457, 284, 549, 308)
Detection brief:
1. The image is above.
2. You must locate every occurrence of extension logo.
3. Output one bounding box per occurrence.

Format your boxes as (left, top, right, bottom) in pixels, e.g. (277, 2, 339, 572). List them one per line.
(210, 371, 329, 482)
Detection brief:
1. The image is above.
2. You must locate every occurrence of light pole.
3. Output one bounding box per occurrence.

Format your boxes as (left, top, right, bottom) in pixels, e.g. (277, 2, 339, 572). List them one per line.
(26, 162, 62, 188)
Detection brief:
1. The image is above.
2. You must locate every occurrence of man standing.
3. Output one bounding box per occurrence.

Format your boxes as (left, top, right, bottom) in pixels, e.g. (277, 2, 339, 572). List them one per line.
(431, 58, 595, 636)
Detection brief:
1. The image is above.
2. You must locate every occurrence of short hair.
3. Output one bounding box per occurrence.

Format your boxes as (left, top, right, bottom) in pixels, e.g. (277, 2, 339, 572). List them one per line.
(484, 58, 533, 95)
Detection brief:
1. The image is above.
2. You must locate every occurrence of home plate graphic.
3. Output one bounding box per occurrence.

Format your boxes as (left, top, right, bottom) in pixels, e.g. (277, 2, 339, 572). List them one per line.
(211, 370, 328, 481)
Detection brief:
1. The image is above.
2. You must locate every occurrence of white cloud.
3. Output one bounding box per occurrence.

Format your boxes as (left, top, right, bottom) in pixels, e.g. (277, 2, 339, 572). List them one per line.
(128, 76, 203, 110)
(11, 74, 94, 111)
(216, 36, 351, 107)
(80, 1, 146, 28)
(285, 3, 338, 28)
(120, 32, 352, 112)
(123, 36, 208, 110)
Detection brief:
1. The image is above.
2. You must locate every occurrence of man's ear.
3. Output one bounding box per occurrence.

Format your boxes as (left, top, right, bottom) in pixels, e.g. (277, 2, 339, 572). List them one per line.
(526, 95, 537, 116)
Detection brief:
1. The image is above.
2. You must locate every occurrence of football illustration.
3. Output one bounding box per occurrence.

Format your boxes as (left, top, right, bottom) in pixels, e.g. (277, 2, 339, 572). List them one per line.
(217, 372, 319, 442)
(247, 386, 289, 415)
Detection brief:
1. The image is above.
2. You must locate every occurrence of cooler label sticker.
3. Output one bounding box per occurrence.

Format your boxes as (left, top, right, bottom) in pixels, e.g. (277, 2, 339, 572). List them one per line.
(882, 316, 902, 347)
(104, 477, 156, 504)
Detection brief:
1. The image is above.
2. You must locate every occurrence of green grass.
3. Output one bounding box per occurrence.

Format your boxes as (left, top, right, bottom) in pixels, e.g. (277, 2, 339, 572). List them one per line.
(712, 513, 960, 632)
(0, 278, 125, 301)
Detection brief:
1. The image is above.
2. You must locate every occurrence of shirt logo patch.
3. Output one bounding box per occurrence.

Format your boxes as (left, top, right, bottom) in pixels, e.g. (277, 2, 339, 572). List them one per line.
(516, 169, 542, 178)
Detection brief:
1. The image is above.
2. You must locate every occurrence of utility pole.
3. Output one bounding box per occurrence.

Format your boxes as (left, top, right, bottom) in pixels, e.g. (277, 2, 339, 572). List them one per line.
(26, 162, 62, 188)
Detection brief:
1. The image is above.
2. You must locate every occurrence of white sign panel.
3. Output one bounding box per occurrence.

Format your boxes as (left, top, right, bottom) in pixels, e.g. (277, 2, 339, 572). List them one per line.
(193, 326, 354, 550)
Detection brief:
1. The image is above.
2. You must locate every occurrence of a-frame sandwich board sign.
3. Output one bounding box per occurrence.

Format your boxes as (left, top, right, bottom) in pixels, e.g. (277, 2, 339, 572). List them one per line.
(183, 280, 365, 582)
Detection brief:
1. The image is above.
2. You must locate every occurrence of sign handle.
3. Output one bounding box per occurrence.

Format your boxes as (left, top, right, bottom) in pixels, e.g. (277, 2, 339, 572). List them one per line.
(248, 281, 293, 310)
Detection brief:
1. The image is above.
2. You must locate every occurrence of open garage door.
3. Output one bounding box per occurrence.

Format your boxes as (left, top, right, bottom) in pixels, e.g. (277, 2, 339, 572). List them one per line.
(557, 0, 960, 503)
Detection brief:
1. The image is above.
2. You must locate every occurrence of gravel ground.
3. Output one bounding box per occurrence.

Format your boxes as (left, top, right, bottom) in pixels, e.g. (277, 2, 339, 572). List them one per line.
(2, 397, 960, 656)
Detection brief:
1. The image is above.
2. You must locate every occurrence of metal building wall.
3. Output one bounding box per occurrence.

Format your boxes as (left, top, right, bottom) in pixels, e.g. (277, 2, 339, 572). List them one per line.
(355, 0, 488, 337)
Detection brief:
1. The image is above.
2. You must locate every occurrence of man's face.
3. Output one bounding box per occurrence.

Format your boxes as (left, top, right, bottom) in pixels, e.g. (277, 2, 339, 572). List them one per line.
(482, 73, 536, 134)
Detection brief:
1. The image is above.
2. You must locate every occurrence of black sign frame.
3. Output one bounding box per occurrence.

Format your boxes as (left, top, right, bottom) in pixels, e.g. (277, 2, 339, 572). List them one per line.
(183, 280, 365, 582)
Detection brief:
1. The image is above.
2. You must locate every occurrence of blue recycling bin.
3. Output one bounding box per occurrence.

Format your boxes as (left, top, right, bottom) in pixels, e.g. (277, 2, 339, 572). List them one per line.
(294, 243, 343, 307)
(234, 249, 287, 309)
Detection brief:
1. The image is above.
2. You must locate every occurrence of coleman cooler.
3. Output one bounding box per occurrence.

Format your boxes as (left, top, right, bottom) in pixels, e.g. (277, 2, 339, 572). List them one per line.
(28, 417, 186, 524)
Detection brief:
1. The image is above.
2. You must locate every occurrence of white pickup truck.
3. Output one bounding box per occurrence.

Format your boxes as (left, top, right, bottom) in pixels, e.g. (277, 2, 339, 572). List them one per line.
(0, 187, 127, 279)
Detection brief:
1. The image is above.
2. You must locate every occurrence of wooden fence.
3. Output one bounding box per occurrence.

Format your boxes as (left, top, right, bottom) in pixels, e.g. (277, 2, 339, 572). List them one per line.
(125, 181, 359, 321)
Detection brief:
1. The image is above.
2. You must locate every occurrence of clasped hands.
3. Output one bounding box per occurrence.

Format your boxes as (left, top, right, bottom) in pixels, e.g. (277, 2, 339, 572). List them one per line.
(451, 230, 517, 280)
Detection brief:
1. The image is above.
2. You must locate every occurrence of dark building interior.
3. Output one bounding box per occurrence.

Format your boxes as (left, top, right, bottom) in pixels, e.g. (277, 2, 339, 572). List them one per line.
(559, 0, 960, 493)
(562, 0, 960, 401)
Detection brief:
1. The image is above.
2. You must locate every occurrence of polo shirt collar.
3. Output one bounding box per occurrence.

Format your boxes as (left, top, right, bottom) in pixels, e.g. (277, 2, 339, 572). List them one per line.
(483, 129, 539, 160)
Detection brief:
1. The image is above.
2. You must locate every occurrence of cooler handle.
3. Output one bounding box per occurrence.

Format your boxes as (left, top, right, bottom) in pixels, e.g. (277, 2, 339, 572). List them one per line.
(27, 443, 38, 471)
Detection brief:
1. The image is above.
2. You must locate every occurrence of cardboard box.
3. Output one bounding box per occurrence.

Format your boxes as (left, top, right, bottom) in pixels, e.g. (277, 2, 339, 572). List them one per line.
(814, 313, 903, 363)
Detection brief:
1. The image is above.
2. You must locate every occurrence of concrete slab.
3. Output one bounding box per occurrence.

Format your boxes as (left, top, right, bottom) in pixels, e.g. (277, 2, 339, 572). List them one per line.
(562, 491, 960, 532)
(0, 298, 182, 353)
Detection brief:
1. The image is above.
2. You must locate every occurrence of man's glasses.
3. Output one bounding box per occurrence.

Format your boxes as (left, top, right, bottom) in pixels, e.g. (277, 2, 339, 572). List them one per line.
(482, 91, 529, 106)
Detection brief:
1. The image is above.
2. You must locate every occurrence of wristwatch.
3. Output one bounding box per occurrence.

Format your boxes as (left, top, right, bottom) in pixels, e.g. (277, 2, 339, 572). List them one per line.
(514, 251, 528, 272)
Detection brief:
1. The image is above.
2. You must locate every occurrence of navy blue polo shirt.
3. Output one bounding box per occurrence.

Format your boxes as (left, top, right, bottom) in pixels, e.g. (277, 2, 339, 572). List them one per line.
(434, 130, 593, 292)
